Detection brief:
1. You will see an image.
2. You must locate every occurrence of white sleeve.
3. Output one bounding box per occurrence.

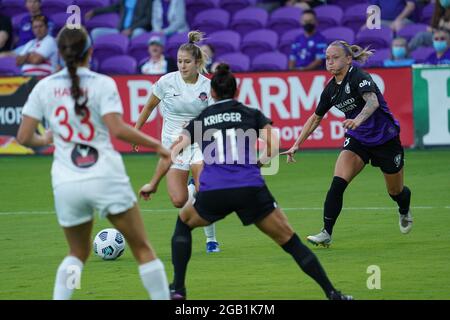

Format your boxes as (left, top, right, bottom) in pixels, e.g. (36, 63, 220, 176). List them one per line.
(152, 75, 166, 100)
(22, 82, 44, 121)
(99, 77, 123, 116)
(34, 37, 57, 59)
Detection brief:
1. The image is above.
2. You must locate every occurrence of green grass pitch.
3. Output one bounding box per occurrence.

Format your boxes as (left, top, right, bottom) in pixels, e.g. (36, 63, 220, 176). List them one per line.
(0, 149, 449, 300)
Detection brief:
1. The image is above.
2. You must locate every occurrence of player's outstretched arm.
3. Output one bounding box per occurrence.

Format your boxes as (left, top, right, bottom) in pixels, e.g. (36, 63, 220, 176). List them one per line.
(281, 113, 323, 163)
(103, 112, 169, 157)
(132, 94, 161, 152)
(16, 116, 53, 147)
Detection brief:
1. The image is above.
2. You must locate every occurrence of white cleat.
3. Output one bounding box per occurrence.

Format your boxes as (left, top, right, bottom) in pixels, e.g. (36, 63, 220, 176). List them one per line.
(399, 210, 413, 234)
(306, 229, 332, 247)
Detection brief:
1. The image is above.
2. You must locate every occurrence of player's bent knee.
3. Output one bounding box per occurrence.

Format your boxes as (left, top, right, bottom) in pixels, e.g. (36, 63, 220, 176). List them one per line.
(170, 196, 188, 208)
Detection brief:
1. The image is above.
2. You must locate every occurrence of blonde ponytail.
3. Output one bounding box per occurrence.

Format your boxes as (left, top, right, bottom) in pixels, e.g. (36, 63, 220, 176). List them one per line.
(331, 40, 375, 64)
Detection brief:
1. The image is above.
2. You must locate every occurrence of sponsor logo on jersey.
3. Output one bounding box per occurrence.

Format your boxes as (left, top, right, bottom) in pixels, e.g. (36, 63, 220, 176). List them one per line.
(71, 144, 99, 168)
(359, 80, 371, 88)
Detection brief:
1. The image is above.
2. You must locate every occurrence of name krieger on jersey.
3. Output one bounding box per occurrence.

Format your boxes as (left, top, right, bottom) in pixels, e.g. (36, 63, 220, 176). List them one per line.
(333, 97, 357, 113)
(203, 112, 242, 127)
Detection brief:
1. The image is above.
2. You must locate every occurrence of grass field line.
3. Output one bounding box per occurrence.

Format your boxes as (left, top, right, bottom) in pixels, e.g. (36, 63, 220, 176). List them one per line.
(0, 205, 449, 215)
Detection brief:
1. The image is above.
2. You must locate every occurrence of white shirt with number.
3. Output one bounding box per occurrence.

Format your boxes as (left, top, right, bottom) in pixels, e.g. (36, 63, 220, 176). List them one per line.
(21, 67, 129, 188)
(20, 34, 58, 76)
(152, 71, 213, 147)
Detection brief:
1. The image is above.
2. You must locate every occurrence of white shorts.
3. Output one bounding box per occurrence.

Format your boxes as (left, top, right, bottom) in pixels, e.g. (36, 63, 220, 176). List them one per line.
(53, 178, 137, 228)
(164, 137, 203, 171)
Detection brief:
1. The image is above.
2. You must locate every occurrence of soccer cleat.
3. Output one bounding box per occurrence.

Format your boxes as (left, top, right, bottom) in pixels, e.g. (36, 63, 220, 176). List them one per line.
(169, 284, 186, 300)
(328, 290, 354, 300)
(399, 210, 413, 234)
(306, 229, 332, 247)
(206, 241, 220, 253)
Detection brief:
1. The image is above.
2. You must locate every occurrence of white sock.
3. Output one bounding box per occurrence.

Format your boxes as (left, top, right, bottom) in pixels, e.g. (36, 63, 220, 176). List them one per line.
(53, 255, 83, 300)
(188, 181, 217, 243)
(139, 259, 170, 300)
(204, 223, 217, 243)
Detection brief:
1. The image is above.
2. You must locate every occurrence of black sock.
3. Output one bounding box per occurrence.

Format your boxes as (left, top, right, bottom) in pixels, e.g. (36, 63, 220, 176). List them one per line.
(171, 216, 192, 291)
(282, 233, 335, 297)
(323, 176, 348, 235)
(390, 186, 411, 215)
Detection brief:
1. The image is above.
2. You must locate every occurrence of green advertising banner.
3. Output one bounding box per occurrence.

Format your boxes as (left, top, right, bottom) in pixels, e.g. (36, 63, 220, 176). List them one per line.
(413, 65, 450, 147)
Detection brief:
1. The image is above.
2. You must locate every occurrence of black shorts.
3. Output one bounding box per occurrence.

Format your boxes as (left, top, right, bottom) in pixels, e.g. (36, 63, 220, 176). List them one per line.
(343, 135, 404, 174)
(193, 185, 277, 226)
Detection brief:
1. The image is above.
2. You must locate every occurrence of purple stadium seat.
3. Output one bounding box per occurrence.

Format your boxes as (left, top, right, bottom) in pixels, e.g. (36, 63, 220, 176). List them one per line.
(278, 28, 303, 55)
(219, 0, 255, 15)
(268, 6, 302, 36)
(205, 30, 240, 57)
(315, 5, 343, 32)
(41, 0, 73, 17)
(364, 48, 391, 68)
(93, 33, 129, 62)
(342, 4, 368, 34)
(165, 32, 190, 59)
(327, 0, 367, 10)
(356, 25, 393, 50)
(99, 55, 137, 74)
(241, 29, 278, 59)
(215, 52, 250, 72)
(85, 13, 120, 31)
(185, 0, 219, 27)
(410, 47, 434, 63)
(420, 3, 434, 25)
(397, 23, 429, 42)
(230, 7, 268, 37)
(76, 0, 110, 18)
(321, 26, 355, 45)
(1, 0, 28, 17)
(252, 52, 287, 71)
(50, 13, 71, 35)
(0, 57, 21, 76)
(192, 9, 230, 36)
(128, 32, 165, 63)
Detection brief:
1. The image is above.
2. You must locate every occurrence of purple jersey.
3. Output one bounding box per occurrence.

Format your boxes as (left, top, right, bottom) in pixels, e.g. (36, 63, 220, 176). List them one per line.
(289, 32, 327, 68)
(184, 100, 272, 192)
(425, 49, 450, 65)
(315, 66, 400, 146)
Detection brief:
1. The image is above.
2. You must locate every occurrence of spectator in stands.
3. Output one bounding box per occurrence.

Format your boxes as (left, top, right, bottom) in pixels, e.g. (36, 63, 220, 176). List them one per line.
(409, 0, 450, 51)
(14, 15, 57, 76)
(152, 0, 188, 37)
(285, 0, 324, 10)
(141, 35, 176, 75)
(0, 15, 13, 52)
(425, 28, 450, 64)
(384, 37, 415, 67)
(200, 44, 219, 73)
(16, 0, 54, 50)
(85, 0, 153, 41)
(289, 9, 327, 71)
(368, 0, 416, 32)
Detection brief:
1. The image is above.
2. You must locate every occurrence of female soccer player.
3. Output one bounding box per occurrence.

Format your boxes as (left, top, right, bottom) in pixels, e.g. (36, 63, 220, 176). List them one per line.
(16, 26, 171, 300)
(140, 63, 353, 300)
(283, 40, 413, 247)
(134, 30, 220, 253)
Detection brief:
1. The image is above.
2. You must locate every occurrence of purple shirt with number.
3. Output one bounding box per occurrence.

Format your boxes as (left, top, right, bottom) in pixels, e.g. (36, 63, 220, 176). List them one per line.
(290, 32, 327, 68)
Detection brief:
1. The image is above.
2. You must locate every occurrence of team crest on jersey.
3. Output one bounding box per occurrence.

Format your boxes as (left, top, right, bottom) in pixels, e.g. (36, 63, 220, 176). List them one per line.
(198, 92, 208, 102)
(394, 154, 402, 167)
(71, 144, 99, 168)
(345, 82, 350, 94)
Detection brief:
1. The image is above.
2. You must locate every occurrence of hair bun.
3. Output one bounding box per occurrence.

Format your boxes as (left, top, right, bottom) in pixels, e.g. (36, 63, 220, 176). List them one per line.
(215, 63, 230, 75)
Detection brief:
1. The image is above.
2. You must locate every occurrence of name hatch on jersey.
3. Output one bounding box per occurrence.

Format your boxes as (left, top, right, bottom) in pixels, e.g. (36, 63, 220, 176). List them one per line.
(203, 112, 242, 126)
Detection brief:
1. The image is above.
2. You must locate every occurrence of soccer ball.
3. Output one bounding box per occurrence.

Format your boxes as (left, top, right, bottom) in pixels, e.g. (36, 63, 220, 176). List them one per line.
(93, 228, 126, 260)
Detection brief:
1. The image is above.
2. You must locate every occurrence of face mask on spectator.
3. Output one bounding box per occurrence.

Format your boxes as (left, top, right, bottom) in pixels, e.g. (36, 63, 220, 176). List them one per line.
(392, 46, 406, 59)
(440, 0, 450, 8)
(433, 40, 448, 52)
(303, 23, 316, 33)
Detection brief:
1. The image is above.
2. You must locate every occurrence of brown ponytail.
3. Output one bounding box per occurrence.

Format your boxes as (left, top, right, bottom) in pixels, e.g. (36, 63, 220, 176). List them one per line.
(57, 26, 91, 116)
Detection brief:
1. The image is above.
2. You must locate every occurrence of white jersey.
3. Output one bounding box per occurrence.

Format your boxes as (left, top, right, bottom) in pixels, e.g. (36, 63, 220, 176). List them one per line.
(152, 71, 213, 147)
(22, 67, 129, 188)
(20, 34, 58, 76)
